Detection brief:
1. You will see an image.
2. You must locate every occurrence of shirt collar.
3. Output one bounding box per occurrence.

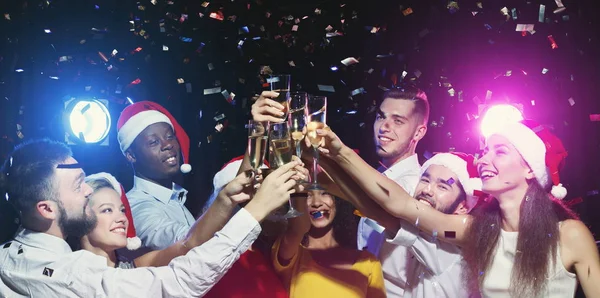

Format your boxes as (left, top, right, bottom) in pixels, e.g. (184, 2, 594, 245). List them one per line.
(379, 154, 421, 179)
(13, 228, 72, 254)
(132, 176, 188, 204)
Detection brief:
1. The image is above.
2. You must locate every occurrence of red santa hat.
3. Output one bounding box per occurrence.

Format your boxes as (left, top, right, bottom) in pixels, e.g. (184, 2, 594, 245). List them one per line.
(117, 101, 191, 174)
(490, 119, 568, 199)
(85, 172, 141, 250)
(213, 155, 269, 191)
(420, 152, 484, 210)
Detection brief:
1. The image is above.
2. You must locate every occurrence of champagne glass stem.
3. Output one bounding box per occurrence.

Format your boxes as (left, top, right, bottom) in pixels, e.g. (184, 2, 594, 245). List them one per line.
(312, 146, 319, 184)
(295, 140, 302, 157)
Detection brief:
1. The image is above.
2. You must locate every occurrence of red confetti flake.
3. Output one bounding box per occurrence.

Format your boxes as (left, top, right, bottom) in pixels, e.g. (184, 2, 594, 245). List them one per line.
(209, 11, 224, 21)
(129, 78, 141, 85)
(547, 35, 558, 49)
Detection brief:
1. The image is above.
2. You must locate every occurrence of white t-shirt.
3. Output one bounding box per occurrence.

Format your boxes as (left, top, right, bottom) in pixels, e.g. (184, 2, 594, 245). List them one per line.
(357, 154, 421, 298)
(387, 220, 467, 297)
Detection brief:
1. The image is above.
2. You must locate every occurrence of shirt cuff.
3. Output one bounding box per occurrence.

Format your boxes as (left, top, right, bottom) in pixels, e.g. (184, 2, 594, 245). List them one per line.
(385, 220, 418, 247)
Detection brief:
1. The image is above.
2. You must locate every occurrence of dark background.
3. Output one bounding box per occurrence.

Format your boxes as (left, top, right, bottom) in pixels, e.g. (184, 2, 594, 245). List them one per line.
(1, 0, 599, 274)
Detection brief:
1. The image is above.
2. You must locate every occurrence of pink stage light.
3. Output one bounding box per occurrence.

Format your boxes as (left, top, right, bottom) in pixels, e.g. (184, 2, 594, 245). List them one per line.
(480, 104, 524, 138)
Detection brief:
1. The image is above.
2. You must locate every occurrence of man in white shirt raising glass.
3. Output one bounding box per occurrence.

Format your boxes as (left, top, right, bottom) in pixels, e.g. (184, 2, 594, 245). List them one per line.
(0, 138, 303, 297)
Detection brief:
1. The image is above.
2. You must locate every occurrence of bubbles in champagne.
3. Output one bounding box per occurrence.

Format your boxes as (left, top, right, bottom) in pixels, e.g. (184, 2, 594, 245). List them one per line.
(291, 131, 304, 141)
(248, 135, 268, 169)
(271, 138, 293, 168)
(307, 121, 326, 147)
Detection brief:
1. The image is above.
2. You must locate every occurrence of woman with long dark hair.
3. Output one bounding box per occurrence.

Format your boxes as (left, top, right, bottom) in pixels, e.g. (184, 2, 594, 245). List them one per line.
(314, 119, 600, 297)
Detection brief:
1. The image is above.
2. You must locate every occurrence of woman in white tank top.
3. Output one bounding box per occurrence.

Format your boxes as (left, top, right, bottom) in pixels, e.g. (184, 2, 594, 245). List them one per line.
(314, 120, 600, 297)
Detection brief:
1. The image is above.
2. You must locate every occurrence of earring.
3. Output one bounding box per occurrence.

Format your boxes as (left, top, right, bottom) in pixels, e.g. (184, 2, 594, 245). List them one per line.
(525, 196, 531, 202)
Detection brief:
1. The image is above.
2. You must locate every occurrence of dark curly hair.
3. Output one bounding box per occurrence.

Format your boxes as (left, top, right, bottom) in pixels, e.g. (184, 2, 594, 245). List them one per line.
(301, 196, 360, 249)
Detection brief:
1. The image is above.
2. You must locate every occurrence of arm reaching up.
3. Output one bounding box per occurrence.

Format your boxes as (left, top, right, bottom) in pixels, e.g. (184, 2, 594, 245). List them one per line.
(317, 157, 400, 233)
(136, 161, 306, 267)
(316, 128, 471, 246)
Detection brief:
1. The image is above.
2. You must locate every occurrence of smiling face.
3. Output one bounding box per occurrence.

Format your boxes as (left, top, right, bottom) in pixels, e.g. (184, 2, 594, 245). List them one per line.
(414, 164, 467, 214)
(126, 122, 181, 181)
(477, 135, 535, 198)
(373, 98, 425, 166)
(83, 187, 128, 251)
(307, 190, 337, 229)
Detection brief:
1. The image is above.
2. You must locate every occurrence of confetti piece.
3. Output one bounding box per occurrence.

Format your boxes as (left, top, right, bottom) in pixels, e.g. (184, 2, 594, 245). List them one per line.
(515, 24, 535, 34)
(353, 209, 364, 217)
(547, 35, 558, 49)
(554, 0, 566, 13)
(214, 113, 225, 121)
(447, 1, 459, 14)
(568, 97, 575, 106)
(589, 114, 600, 122)
(447, 178, 455, 185)
(204, 87, 222, 95)
(351, 87, 365, 96)
(538, 5, 546, 22)
(402, 8, 413, 16)
(444, 231, 456, 238)
(317, 85, 335, 92)
(485, 90, 492, 101)
(209, 11, 224, 21)
(341, 57, 359, 66)
(511, 8, 518, 20)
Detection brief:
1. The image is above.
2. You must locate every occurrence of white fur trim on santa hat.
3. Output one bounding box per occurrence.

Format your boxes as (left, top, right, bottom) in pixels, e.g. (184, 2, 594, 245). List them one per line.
(85, 172, 121, 195)
(421, 153, 476, 197)
(213, 159, 268, 191)
(213, 159, 243, 191)
(490, 122, 549, 188)
(117, 110, 173, 154)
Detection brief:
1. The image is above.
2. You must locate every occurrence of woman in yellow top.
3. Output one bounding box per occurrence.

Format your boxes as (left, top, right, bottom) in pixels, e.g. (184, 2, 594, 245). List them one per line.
(272, 189, 386, 298)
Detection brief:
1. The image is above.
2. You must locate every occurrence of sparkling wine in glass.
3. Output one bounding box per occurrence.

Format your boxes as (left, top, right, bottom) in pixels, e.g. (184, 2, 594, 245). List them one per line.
(306, 95, 327, 191)
(268, 74, 291, 120)
(269, 122, 302, 218)
(288, 92, 308, 158)
(247, 120, 270, 173)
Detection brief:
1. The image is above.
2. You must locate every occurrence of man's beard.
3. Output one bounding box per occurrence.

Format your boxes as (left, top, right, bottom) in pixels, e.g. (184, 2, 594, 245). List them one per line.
(415, 194, 457, 214)
(57, 200, 97, 238)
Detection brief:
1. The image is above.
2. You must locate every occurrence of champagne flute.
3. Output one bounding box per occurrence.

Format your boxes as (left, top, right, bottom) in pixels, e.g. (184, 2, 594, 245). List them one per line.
(288, 92, 308, 159)
(269, 122, 302, 218)
(306, 95, 327, 191)
(268, 74, 291, 121)
(247, 120, 270, 174)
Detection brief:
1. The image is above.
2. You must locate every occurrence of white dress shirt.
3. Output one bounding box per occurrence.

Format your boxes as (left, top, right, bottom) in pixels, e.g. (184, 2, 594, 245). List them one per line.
(127, 176, 197, 250)
(387, 220, 467, 297)
(357, 154, 421, 298)
(0, 208, 260, 298)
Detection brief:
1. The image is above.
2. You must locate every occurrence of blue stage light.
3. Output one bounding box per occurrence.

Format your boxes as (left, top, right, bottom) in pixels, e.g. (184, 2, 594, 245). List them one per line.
(64, 99, 111, 145)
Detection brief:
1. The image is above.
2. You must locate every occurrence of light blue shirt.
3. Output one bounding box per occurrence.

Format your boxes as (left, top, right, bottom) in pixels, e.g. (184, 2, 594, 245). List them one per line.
(127, 176, 196, 251)
(356, 153, 421, 298)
